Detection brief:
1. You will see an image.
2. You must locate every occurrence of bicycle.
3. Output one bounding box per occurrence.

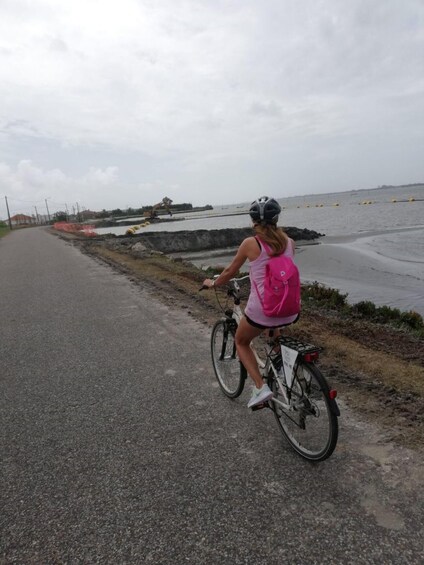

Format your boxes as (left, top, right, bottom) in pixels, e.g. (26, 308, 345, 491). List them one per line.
(206, 276, 340, 462)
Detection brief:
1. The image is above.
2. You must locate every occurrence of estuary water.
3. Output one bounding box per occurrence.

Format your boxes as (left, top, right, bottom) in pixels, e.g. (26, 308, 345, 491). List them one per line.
(96, 185, 424, 314)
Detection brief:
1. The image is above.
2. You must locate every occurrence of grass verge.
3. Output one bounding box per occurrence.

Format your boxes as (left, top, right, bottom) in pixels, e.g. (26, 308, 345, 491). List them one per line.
(0, 223, 10, 238)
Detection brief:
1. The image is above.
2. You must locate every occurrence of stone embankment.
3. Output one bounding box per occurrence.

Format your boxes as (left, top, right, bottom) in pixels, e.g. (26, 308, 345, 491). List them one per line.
(86, 227, 323, 257)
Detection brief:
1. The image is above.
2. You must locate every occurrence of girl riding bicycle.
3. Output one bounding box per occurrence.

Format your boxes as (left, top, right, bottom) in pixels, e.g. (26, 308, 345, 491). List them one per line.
(203, 196, 299, 408)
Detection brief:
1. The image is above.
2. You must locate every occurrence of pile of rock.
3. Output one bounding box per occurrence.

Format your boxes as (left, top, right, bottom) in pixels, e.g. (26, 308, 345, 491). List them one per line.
(95, 226, 323, 258)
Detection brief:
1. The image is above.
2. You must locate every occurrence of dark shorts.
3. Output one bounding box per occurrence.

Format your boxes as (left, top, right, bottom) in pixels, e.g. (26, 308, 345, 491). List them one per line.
(245, 313, 300, 330)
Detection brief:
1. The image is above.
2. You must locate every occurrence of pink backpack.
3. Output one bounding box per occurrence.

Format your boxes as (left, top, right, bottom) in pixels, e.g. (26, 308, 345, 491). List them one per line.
(254, 238, 301, 318)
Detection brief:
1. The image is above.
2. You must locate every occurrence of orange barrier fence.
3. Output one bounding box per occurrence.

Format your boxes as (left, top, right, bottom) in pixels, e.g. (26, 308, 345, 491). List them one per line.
(53, 223, 97, 237)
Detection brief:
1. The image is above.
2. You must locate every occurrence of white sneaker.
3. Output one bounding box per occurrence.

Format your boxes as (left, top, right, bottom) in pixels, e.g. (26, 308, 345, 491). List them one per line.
(247, 384, 273, 408)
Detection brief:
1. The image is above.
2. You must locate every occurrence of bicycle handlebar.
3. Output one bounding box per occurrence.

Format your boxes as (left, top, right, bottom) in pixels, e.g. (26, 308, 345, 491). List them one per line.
(230, 275, 250, 283)
(199, 274, 249, 292)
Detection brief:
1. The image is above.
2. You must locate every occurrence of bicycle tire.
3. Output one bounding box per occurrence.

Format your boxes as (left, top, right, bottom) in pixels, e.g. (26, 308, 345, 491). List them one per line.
(270, 358, 338, 461)
(211, 320, 246, 398)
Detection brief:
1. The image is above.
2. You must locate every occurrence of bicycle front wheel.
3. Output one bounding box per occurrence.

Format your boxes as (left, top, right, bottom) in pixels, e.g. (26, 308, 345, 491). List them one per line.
(271, 360, 338, 461)
(211, 320, 246, 398)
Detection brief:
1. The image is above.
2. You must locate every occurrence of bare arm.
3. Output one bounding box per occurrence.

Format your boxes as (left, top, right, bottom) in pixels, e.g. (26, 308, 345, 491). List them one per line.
(202, 237, 257, 288)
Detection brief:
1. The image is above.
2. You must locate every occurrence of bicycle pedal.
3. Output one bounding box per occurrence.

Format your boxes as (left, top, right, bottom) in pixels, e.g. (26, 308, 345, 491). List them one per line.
(251, 402, 270, 411)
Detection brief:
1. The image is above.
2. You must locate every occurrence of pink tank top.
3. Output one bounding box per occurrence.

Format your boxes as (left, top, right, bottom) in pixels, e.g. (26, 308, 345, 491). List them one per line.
(245, 237, 299, 327)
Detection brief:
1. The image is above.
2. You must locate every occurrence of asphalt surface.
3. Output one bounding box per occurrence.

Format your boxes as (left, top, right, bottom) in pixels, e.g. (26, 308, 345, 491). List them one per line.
(1, 227, 423, 564)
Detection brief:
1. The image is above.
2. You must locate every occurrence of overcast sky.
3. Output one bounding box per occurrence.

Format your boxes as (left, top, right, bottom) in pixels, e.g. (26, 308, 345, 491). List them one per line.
(1, 0, 423, 216)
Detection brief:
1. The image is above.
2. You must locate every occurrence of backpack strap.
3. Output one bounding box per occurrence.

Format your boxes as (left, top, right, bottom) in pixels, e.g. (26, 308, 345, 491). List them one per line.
(254, 236, 272, 255)
(252, 279, 264, 307)
(286, 238, 295, 257)
(252, 237, 269, 307)
(254, 236, 261, 250)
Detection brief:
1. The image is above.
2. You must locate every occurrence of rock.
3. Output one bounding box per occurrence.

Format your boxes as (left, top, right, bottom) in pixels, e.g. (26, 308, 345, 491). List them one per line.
(130, 241, 149, 258)
(91, 226, 323, 257)
(111, 226, 323, 254)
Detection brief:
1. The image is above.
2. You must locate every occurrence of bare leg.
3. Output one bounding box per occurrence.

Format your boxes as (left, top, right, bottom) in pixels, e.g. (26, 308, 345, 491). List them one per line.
(235, 317, 264, 388)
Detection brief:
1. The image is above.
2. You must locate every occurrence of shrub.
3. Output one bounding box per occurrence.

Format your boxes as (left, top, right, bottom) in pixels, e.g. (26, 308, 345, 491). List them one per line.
(399, 310, 424, 331)
(375, 305, 402, 323)
(352, 301, 377, 317)
(299, 282, 423, 337)
(302, 282, 348, 309)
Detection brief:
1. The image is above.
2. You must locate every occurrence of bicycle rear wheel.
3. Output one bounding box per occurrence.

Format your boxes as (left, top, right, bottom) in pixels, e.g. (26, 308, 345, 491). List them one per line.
(270, 359, 338, 461)
(211, 320, 246, 398)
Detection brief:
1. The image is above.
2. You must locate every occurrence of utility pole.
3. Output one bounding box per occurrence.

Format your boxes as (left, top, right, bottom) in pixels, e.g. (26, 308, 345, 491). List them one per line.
(45, 199, 51, 223)
(65, 203, 69, 221)
(76, 202, 81, 223)
(34, 206, 40, 224)
(4, 196, 12, 230)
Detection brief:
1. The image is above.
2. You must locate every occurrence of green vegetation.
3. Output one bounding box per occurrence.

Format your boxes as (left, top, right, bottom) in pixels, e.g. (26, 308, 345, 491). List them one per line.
(302, 281, 349, 309)
(0, 221, 10, 238)
(302, 282, 424, 337)
(52, 211, 68, 222)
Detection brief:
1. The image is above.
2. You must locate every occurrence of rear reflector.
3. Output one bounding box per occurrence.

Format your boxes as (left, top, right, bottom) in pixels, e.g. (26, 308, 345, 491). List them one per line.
(329, 390, 337, 400)
(304, 352, 319, 362)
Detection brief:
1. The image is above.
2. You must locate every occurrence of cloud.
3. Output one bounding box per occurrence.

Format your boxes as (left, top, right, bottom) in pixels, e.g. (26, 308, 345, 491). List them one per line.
(0, 161, 121, 215)
(48, 37, 68, 52)
(0, 0, 423, 208)
(0, 159, 186, 218)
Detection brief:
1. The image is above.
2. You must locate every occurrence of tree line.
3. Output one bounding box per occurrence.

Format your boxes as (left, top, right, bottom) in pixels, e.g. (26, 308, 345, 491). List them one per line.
(52, 203, 213, 222)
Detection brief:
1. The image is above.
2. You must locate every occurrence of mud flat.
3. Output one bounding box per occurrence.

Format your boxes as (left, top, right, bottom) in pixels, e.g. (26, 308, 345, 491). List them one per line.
(295, 232, 424, 316)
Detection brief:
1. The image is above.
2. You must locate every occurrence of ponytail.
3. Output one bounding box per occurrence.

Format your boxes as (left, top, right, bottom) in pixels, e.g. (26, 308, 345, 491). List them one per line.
(253, 223, 288, 256)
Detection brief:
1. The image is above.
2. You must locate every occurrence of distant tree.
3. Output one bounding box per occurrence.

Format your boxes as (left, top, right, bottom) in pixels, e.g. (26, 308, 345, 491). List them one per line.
(170, 202, 193, 210)
(111, 208, 124, 217)
(97, 209, 110, 218)
(53, 211, 68, 222)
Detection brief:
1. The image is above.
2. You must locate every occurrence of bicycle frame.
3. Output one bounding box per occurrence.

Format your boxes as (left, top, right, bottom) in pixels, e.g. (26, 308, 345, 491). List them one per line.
(220, 277, 295, 411)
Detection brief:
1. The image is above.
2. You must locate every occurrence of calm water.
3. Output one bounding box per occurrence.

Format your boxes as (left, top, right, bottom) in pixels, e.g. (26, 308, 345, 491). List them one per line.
(96, 185, 424, 314)
(96, 185, 424, 237)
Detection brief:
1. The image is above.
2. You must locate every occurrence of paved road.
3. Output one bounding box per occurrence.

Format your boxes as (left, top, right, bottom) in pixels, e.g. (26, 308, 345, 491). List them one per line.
(1, 228, 423, 564)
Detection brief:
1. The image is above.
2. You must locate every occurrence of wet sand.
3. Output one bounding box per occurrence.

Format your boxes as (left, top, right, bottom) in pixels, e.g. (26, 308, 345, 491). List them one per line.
(295, 239, 424, 315)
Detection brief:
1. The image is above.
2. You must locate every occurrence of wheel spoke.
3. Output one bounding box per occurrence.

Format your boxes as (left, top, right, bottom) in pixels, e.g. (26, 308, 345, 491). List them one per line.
(211, 320, 246, 398)
(271, 360, 338, 461)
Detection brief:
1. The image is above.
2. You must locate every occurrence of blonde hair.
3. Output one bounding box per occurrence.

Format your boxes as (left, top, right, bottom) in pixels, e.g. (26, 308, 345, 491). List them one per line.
(253, 223, 288, 256)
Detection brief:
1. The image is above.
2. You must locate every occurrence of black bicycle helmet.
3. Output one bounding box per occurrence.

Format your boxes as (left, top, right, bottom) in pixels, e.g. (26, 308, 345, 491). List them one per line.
(249, 196, 281, 224)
